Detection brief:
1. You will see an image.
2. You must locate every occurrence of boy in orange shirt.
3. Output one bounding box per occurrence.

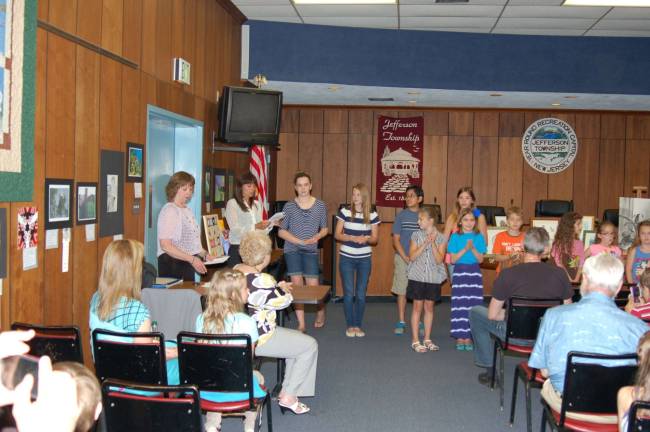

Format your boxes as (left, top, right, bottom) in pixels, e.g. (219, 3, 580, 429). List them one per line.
(492, 207, 525, 274)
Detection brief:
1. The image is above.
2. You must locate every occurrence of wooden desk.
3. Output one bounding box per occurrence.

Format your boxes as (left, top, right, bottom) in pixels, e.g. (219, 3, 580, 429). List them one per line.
(202, 249, 284, 280)
(171, 281, 330, 305)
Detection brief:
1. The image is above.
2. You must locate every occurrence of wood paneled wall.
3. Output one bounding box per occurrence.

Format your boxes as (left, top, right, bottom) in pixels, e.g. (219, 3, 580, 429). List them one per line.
(0, 1, 247, 359)
(274, 107, 650, 296)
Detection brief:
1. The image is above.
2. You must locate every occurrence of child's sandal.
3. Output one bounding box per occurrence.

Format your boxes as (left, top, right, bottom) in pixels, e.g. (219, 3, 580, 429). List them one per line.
(411, 341, 427, 353)
(423, 339, 440, 351)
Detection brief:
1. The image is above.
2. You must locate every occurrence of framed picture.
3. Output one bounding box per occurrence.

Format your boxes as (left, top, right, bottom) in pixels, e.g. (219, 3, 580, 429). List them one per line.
(100, 150, 124, 237)
(531, 217, 560, 244)
(583, 230, 597, 251)
(17, 207, 38, 249)
(204, 167, 212, 203)
(203, 214, 225, 257)
(125, 143, 144, 182)
(581, 215, 595, 240)
(494, 215, 508, 228)
(227, 171, 235, 202)
(487, 227, 507, 254)
(45, 178, 73, 229)
(213, 168, 227, 208)
(76, 182, 97, 225)
(619, 197, 650, 251)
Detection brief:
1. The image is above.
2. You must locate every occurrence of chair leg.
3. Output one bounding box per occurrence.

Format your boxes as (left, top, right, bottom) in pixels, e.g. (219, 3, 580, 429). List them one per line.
(499, 347, 505, 410)
(509, 367, 519, 426)
(490, 342, 498, 390)
(525, 382, 532, 432)
(265, 394, 273, 432)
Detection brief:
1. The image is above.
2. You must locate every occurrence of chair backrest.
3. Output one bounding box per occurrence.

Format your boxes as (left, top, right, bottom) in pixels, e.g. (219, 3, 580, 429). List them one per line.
(603, 209, 619, 228)
(627, 400, 650, 432)
(534, 200, 574, 217)
(504, 297, 563, 345)
(477, 205, 506, 226)
(11, 322, 83, 363)
(102, 379, 202, 432)
(560, 351, 638, 426)
(177, 331, 255, 408)
(92, 329, 168, 385)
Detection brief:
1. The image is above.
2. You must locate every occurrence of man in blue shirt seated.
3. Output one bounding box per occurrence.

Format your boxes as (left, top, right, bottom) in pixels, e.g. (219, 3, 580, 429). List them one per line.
(528, 253, 647, 424)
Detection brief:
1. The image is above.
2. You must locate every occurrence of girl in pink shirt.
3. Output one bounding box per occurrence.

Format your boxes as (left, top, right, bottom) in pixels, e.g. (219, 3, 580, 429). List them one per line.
(551, 212, 585, 283)
(586, 221, 622, 258)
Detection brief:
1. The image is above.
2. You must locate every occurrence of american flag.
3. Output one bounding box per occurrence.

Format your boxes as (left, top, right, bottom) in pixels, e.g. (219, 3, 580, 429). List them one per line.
(250, 145, 269, 219)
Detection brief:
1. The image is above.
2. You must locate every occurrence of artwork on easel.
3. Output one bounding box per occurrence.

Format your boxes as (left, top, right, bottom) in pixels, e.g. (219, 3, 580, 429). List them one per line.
(17, 206, 38, 249)
(203, 214, 225, 258)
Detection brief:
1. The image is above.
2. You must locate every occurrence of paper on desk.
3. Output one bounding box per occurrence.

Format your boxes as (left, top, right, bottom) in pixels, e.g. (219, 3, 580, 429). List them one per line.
(45, 229, 58, 249)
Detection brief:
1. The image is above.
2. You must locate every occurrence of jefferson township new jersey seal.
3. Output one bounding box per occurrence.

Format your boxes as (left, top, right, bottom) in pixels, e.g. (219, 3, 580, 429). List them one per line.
(521, 118, 578, 174)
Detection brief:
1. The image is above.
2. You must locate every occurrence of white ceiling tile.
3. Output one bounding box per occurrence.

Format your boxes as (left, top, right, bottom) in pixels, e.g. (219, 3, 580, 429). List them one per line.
(492, 28, 586, 35)
(400, 0, 507, 3)
(237, 5, 298, 18)
(232, 0, 290, 5)
(508, 0, 564, 4)
(586, 29, 650, 36)
(303, 16, 398, 28)
(593, 19, 650, 30)
(502, 5, 609, 18)
(401, 16, 497, 27)
(247, 16, 303, 24)
(607, 7, 650, 19)
(400, 26, 493, 33)
(496, 17, 594, 28)
(296, 5, 397, 17)
(399, 5, 503, 17)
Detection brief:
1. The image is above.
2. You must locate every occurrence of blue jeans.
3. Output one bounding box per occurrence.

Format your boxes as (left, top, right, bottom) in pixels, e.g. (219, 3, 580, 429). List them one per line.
(469, 305, 506, 368)
(339, 255, 372, 328)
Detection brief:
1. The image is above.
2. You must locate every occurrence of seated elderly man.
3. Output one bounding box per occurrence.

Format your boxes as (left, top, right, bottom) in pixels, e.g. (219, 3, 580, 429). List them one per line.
(528, 253, 647, 423)
(470, 227, 573, 385)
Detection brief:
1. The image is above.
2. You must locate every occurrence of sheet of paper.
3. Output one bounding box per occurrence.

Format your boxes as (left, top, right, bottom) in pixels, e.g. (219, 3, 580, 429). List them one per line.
(134, 182, 143, 199)
(62, 228, 71, 242)
(62, 240, 70, 273)
(113, 234, 123, 241)
(45, 229, 58, 249)
(0, 279, 3, 296)
(23, 247, 37, 270)
(85, 224, 96, 242)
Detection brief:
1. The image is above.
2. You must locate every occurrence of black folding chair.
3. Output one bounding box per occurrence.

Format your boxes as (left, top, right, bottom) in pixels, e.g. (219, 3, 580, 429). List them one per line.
(177, 331, 273, 432)
(101, 379, 202, 432)
(11, 322, 83, 363)
(541, 351, 638, 432)
(92, 328, 168, 385)
(627, 400, 650, 432)
(489, 297, 562, 416)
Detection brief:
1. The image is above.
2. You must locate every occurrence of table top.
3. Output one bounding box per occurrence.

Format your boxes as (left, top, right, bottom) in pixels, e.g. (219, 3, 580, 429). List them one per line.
(171, 281, 331, 305)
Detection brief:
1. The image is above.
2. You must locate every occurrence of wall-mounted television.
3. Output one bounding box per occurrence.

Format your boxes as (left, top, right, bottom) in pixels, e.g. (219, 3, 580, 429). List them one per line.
(218, 86, 283, 146)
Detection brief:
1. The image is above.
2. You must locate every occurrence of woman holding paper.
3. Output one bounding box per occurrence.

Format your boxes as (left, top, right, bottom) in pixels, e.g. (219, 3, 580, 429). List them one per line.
(158, 171, 214, 281)
(224, 173, 272, 266)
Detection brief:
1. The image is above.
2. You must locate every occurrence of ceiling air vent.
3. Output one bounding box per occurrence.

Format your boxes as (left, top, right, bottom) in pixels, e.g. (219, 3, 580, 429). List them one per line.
(368, 97, 394, 102)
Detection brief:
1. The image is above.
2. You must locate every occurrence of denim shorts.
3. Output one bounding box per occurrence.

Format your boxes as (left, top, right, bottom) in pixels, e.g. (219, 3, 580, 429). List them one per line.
(284, 251, 320, 279)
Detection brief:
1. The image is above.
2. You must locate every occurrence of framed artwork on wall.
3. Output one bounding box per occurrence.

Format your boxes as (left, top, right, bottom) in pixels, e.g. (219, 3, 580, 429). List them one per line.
(531, 217, 560, 244)
(213, 168, 227, 208)
(76, 182, 97, 225)
(44, 178, 73, 229)
(99, 150, 124, 237)
(583, 230, 597, 251)
(204, 167, 212, 203)
(125, 143, 144, 182)
(494, 216, 507, 228)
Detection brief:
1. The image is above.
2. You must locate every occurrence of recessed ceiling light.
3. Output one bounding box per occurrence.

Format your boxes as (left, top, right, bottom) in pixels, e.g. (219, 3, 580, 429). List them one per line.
(328, 85, 340, 91)
(563, 95, 577, 99)
(490, 93, 503, 97)
(563, 0, 650, 6)
(407, 91, 421, 95)
(294, 0, 396, 4)
(551, 103, 561, 106)
(408, 100, 417, 104)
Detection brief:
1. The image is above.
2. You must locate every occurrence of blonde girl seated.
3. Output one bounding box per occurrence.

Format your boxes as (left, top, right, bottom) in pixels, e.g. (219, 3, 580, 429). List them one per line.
(196, 269, 265, 432)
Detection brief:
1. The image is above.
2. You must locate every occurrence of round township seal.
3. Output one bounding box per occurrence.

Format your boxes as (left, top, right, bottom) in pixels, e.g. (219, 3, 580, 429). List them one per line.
(521, 118, 578, 174)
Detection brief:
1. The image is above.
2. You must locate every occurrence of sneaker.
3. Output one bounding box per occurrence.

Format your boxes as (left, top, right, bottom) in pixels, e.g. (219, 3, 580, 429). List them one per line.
(394, 321, 406, 335)
(355, 328, 366, 337)
(345, 328, 355, 338)
(478, 370, 494, 387)
(464, 344, 474, 351)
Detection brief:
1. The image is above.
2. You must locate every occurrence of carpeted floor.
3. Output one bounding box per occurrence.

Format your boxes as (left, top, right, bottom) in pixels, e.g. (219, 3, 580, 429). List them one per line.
(219, 301, 544, 432)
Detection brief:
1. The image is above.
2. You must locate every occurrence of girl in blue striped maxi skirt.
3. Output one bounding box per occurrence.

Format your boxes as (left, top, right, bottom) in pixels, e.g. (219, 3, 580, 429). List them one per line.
(447, 208, 487, 351)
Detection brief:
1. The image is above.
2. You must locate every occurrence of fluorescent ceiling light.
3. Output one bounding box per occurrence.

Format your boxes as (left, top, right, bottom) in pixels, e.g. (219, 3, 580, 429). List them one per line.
(563, 0, 650, 6)
(294, 0, 396, 4)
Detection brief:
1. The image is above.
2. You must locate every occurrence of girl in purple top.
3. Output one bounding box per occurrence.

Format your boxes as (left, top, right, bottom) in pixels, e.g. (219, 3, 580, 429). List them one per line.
(551, 211, 585, 283)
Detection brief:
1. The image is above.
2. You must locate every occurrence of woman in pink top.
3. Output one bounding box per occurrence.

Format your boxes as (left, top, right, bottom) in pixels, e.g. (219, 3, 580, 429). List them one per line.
(551, 212, 585, 283)
(586, 221, 622, 258)
(157, 171, 216, 281)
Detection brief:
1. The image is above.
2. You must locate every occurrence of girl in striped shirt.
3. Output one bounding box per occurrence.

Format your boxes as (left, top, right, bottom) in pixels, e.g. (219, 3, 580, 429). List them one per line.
(335, 184, 380, 337)
(407, 205, 447, 352)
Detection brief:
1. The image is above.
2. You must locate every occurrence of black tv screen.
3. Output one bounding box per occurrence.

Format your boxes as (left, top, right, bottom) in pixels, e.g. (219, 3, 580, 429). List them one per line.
(218, 86, 283, 146)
